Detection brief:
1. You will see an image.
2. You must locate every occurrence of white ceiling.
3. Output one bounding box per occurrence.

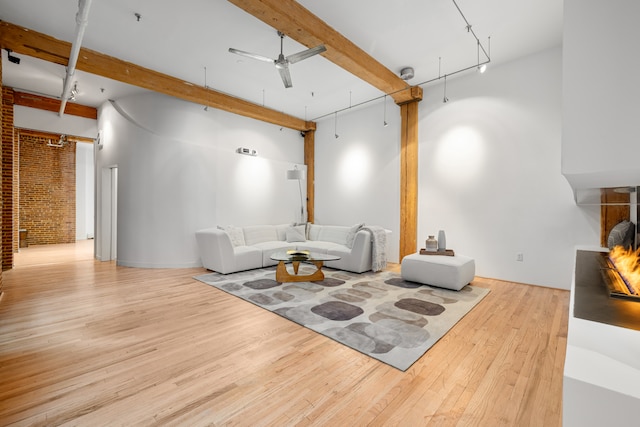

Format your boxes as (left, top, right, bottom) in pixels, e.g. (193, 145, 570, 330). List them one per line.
(0, 0, 563, 121)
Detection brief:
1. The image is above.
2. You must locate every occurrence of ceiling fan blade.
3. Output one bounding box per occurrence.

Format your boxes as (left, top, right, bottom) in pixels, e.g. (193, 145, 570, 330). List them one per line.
(276, 62, 293, 88)
(286, 45, 327, 64)
(228, 48, 274, 64)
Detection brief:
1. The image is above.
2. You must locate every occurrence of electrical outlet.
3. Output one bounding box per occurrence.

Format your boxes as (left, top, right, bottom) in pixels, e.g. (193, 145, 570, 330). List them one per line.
(516, 253, 524, 262)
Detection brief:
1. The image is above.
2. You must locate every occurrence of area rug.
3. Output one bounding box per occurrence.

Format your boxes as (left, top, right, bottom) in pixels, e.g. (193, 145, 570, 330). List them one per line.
(194, 266, 489, 371)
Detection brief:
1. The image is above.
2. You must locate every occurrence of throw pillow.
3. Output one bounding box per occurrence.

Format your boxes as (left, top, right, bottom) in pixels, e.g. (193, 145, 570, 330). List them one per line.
(217, 225, 246, 247)
(346, 223, 364, 248)
(607, 220, 635, 249)
(286, 225, 307, 243)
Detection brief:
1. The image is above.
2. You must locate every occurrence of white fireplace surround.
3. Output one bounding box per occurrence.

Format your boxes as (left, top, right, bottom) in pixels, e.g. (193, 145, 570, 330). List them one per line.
(563, 246, 640, 426)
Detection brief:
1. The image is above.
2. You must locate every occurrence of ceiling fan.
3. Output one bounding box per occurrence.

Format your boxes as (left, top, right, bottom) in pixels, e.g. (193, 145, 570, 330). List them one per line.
(229, 31, 326, 89)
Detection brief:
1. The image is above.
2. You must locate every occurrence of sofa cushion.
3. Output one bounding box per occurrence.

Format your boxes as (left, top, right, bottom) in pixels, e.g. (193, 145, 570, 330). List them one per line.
(217, 225, 245, 247)
(275, 224, 289, 241)
(317, 225, 351, 246)
(308, 223, 322, 241)
(243, 225, 278, 246)
(252, 241, 296, 267)
(297, 240, 346, 254)
(286, 225, 306, 242)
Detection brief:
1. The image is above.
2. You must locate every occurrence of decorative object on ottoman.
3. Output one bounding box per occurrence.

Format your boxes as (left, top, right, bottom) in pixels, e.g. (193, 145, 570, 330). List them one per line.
(425, 235, 438, 252)
(401, 253, 475, 291)
(437, 230, 447, 252)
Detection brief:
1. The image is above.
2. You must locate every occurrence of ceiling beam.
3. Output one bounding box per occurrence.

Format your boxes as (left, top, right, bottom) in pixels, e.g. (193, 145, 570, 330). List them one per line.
(14, 91, 97, 120)
(227, 0, 423, 105)
(0, 21, 315, 132)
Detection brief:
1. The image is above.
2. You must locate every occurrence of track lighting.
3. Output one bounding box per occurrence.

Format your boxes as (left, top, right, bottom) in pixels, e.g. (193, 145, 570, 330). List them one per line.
(477, 40, 487, 73)
(69, 83, 78, 101)
(443, 75, 449, 103)
(383, 95, 388, 127)
(6, 49, 20, 65)
(203, 66, 209, 111)
(48, 135, 69, 148)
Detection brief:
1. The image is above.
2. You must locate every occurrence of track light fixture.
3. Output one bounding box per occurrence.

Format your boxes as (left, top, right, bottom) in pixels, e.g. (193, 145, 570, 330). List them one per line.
(47, 134, 69, 148)
(477, 40, 487, 73)
(5, 49, 20, 65)
(203, 66, 209, 111)
(334, 112, 339, 139)
(69, 83, 78, 101)
(383, 95, 388, 127)
(443, 75, 449, 103)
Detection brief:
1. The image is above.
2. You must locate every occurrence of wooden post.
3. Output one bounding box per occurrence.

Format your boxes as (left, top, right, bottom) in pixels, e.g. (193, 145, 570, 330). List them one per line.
(304, 130, 315, 224)
(399, 100, 419, 260)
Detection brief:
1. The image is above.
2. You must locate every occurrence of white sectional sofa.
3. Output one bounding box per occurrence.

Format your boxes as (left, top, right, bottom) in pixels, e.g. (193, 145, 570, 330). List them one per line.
(196, 223, 388, 274)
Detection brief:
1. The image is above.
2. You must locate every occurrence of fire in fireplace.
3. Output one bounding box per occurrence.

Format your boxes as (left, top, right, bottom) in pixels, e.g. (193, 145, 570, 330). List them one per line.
(574, 250, 640, 332)
(601, 246, 640, 301)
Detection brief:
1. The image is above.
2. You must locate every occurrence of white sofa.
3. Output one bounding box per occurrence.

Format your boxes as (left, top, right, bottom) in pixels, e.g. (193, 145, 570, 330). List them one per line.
(196, 223, 387, 274)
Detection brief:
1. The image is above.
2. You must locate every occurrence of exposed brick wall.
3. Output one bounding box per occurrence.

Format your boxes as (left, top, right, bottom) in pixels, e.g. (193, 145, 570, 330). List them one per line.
(19, 135, 76, 245)
(1, 87, 13, 271)
(0, 63, 3, 291)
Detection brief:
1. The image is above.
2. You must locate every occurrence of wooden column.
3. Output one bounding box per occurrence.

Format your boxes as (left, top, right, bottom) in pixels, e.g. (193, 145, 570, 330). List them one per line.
(399, 100, 419, 260)
(304, 130, 315, 224)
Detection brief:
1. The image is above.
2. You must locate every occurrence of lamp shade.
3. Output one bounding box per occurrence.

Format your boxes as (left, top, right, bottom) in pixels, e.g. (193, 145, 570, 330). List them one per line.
(286, 169, 304, 180)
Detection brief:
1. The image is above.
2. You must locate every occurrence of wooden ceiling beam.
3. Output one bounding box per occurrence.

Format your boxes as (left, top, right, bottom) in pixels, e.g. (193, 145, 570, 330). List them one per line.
(14, 91, 97, 120)
(0, 21, 315, 132)
(227, 0, 423, 105)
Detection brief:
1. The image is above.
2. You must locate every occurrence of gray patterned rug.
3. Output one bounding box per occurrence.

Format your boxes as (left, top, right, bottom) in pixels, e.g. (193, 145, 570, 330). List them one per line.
(194, 266, 489, 371)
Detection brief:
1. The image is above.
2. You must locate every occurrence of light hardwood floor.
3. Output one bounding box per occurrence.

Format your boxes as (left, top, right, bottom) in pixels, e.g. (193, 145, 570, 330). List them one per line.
(0, 242, 568, 426)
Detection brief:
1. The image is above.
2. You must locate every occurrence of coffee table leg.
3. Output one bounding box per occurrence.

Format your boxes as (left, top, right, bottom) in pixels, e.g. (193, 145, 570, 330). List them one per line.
(276, 260, 325, 282)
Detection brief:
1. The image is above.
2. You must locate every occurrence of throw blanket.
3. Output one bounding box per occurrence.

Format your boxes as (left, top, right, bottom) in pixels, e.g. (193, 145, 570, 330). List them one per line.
(362, 225, 387, 272)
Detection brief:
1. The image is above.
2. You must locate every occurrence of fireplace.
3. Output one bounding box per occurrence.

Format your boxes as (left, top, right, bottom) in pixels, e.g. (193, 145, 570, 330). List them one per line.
(574, 249, 640, 331)
(601, 246, 640, 301)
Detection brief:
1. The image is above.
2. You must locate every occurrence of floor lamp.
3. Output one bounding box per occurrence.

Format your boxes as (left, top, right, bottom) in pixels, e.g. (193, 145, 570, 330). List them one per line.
(287, 166, 306, 223)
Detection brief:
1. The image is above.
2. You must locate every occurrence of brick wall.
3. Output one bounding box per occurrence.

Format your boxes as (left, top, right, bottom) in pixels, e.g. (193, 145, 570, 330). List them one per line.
(0, 62, 3, 291)
(19, 135, 76, 245)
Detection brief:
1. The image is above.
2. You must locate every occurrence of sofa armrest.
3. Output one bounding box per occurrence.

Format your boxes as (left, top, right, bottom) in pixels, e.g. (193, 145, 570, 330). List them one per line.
(195, 228, 235, 273)
(351, 229, 372, 252)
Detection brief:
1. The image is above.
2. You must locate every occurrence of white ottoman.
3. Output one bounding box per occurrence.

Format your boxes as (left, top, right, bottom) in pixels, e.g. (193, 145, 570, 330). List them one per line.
(401, 253, 475, 291)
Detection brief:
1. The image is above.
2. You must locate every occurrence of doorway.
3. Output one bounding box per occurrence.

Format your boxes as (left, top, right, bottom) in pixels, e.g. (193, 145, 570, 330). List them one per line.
(100, 166, 118, 261)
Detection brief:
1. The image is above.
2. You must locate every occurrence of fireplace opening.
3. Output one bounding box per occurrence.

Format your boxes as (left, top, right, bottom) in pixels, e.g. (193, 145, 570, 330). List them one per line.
(575, 250, 640, 331)
(600, 246, 640, 301)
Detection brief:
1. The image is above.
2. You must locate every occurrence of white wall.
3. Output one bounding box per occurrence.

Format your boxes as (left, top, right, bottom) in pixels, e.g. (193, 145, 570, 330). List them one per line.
(96, 92, 306, 268)
(315, 47, 599, 289)
(314, 98, 402, 262)
(75, 142, 94, 240)
(562, 0, 640, 190)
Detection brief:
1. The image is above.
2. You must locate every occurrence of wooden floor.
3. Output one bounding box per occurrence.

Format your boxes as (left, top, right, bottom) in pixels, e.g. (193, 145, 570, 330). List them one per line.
(0, 242, 569, 426)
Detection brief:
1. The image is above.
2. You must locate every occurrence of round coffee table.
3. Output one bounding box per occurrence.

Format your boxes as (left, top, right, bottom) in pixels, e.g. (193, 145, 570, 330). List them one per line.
(270, 250, 340, 282)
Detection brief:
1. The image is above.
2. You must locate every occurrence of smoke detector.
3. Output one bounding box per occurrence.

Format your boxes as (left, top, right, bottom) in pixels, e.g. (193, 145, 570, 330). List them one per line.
(400, 67, 414, 80)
